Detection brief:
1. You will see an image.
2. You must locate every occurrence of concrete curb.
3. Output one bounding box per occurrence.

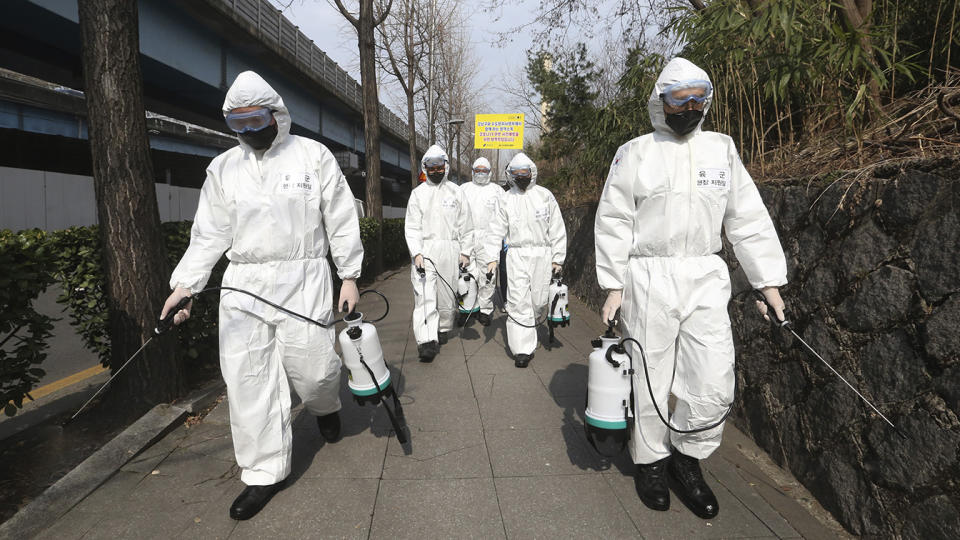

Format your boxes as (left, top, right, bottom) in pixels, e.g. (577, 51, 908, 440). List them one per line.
(174, 379, 226, 414)
(0, 380, 226, 539)
(0, 403, 188, 539)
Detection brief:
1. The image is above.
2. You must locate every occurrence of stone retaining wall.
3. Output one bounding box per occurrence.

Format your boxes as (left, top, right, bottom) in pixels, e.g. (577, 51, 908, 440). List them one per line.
(559, 156, 960, 537)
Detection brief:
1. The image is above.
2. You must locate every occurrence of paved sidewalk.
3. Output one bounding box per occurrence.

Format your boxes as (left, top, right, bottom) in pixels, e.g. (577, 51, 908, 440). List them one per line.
(34, 267, 841, 539)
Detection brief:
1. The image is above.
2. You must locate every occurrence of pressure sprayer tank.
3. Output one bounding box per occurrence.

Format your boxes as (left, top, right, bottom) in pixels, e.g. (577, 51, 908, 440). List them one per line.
(548, 276, 570, 327)
(584, 331, 632, 451)
(338, 311, 391, 404)
(458, 267, 478, 314)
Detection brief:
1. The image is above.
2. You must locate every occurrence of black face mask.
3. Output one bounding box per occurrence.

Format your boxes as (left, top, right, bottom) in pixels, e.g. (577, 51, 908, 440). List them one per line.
(514, 177, 532, 191)
(427, 171, 445, 184)
(665, 109, 703, 136)
(239, 123, 278, 150)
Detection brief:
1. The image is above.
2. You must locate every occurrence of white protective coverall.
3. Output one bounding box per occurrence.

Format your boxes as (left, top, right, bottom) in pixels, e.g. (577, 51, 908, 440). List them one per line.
(460, 157, 502, 315)
(170, 71, 363, 485)
(484, 153, 567, 355)
(594, 58, 787, 465)
(404, 145, 472, 344)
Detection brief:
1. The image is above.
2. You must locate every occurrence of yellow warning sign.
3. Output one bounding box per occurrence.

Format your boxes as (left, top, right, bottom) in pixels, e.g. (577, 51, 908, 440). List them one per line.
(474, 113, 524, 149)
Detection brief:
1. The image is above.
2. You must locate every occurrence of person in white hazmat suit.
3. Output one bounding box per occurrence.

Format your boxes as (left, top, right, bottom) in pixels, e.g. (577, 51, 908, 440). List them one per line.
(594, 57, 787, 519)
(160, 71, 363, 521)
(460, 157, 502, 326)
(405, 145, 472, 361)
(484, 153, 567, 368)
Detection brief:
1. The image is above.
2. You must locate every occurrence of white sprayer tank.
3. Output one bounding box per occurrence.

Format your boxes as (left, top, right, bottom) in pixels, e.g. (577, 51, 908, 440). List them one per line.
(338, 312, 391, 398)
(585, 335, 632, 430)
(458, 270, 478, 314)
(548, 279, 570, 326)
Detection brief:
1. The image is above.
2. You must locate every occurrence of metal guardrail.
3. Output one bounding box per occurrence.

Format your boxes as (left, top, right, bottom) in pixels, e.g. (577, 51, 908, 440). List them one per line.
(217, 0, 429, 151)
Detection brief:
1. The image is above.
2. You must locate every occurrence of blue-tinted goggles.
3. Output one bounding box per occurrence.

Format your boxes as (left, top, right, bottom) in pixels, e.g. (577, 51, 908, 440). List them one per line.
(659, 80, 713, 108)
(225, 108, 274, 133)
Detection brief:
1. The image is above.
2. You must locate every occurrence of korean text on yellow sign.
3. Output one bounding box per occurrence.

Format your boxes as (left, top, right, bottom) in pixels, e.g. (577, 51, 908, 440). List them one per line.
(474, 113, 524, 149)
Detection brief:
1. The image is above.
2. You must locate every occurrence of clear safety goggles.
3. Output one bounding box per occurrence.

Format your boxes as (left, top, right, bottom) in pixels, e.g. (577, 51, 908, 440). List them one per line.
(506, 165, 532, 181)
(472, 166, 491, 174)
(224, 108, 274, 133)
(659, 79, 713, 108)
(423, 155, 447, 173)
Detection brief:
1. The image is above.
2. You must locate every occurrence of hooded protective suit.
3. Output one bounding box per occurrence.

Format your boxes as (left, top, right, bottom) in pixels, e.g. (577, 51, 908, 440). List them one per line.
(405, 145, 473, 345)
(169, 71, 363, 485)
(484, 153, 567, 356)
(460, 157, 502, 315)
(594, 58, 787, 465)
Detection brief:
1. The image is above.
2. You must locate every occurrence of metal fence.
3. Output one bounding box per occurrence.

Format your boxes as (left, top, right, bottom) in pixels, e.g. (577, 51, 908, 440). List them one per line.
(217, 0, 428, 151)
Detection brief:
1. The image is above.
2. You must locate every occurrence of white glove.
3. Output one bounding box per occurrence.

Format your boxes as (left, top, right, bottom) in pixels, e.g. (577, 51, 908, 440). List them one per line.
(160, 287, 193, 326)
(755, 286, 786, 323)
(339, 278, 359, 313)
(601, 290, 622, 326)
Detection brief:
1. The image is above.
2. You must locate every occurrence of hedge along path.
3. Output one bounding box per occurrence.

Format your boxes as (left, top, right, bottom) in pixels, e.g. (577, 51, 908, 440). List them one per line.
(1, 217, 408, 417)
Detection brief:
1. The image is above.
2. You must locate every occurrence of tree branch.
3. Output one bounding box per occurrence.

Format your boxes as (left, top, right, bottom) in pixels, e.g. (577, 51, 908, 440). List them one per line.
(332, 0, 359, 28)
(375, 0, 394, 26)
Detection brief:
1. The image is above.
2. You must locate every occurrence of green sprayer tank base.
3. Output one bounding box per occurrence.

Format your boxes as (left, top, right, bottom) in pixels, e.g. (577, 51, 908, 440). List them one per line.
(585, 415, 627, 430)
(349, 375, 391, 396)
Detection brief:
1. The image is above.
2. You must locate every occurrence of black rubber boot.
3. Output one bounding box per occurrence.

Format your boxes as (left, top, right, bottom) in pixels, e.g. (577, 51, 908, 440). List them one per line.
(456, 313, 468, 326)
(477, 312, 491, 326)
(514, 353, 533, 368)
(418, 340, 438, 362)
(668, 448, 719, 519)
(634, 456, 670, 511)
(229, 482, 282, 520)
(316, 411, 341, 443)
(438, 331, 449, 345)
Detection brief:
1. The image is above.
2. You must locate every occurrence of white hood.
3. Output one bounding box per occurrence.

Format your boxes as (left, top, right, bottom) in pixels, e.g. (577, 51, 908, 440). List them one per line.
(471, 157, 492, 185)
(647, 57, 712, 137)
(222, 71, 291, 151)
(506, 152, 538, 189)
(420, 144, 449, 183)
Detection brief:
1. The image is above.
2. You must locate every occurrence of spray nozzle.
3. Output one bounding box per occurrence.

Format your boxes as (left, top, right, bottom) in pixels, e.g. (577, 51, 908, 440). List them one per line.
(485, 271, 494, 282)
(416, 265, 426, 278)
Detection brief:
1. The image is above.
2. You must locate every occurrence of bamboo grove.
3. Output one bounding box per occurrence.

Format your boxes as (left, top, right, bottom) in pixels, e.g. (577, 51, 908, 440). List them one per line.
(526, 0, 960, 205)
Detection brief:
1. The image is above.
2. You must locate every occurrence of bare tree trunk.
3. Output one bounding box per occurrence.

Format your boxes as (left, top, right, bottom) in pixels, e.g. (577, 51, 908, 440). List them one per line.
(77, 0, 182, 414)
(335, 0, 393, 276)
(407, 82, 418, 187)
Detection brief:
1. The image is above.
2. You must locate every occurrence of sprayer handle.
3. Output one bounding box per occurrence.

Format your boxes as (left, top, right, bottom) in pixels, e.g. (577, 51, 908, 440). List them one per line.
(156, 295, 193, 334)
(752, 290, 790, 327)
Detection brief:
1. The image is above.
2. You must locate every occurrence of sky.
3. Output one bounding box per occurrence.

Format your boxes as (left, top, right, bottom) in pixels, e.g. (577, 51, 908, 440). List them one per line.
(267, 0, 539, 121)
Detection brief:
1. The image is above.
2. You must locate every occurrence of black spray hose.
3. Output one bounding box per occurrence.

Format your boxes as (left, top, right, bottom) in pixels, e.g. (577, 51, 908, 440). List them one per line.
(420, 256, 481, 331)
(618, 336, 734, 434)
(350, 338, 407, 444)
(181, 286, 390, 327)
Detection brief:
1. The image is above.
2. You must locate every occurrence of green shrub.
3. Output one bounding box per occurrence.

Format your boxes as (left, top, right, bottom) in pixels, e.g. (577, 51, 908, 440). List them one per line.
(51, 223, 225, 370)
(0, 230, 57, 416)
(2, 217, 403, 416)
(358, 217, 407, 279)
